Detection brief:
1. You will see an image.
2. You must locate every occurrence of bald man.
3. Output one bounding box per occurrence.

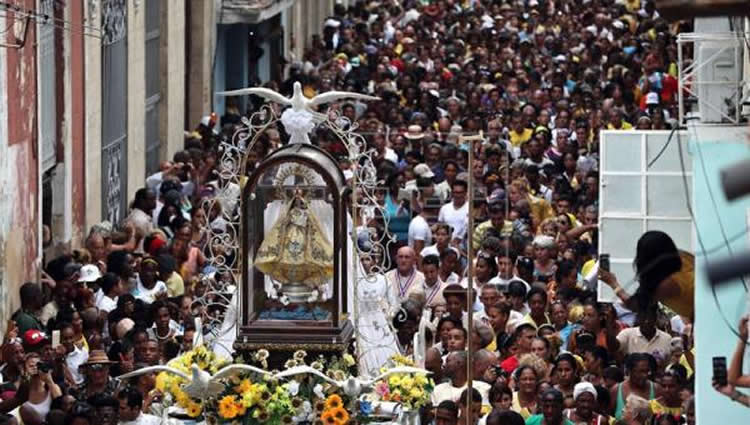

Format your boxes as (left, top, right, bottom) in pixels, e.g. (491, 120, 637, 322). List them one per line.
(386, 246, 425, 303)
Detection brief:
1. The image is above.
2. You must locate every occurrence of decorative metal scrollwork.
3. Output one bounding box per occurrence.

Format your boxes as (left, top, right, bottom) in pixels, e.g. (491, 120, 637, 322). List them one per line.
(101, 0, 126, 46)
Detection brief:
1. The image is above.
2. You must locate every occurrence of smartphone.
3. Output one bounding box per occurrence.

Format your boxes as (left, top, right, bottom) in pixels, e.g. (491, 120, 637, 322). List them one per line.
(713, 356, 728, 386)
(52, 330, 60, 348)
(600, 253, 610, 272)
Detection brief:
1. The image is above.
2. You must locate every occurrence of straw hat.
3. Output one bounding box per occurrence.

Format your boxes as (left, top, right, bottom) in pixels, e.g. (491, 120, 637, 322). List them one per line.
(81, 350, 116, 367)
(404, 125, 425, 140)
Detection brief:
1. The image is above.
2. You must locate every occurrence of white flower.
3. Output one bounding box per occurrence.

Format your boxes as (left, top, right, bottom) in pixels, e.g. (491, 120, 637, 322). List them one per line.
(280, 295, 290, 306)
(287, 381, 300, 396)
(313, 383, 325, 399)
(302, 401, 312, 413)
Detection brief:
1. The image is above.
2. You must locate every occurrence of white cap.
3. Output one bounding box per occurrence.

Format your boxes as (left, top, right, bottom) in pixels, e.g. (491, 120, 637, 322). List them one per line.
(78, 264, 102, 283)
(324, 18, 341, 28)
(413, 163, 435, 179)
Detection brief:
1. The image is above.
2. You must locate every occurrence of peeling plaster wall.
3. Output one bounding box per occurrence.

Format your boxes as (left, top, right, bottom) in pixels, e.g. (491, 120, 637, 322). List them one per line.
(0, 3, 40, 336)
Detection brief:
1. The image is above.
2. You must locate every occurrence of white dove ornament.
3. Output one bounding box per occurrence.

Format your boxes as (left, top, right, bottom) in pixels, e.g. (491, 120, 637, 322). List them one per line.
(117, 363, 272, 400)
(216, 81, 380, 145)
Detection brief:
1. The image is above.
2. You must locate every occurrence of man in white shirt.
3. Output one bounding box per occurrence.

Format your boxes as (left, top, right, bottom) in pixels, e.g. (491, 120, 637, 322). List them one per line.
(421, 255, 446, 310)
(431, 351, 490, 407)
(616, 307, 673, 364)
(117, 387, 162, 425)
(62, 324, 88, 385)
(385, 246, 425, 303)
(124, 188, 156, 247)
(438, 180, 469, 243)
(96, 273, 124, 314)
(408, 185, 433, 255)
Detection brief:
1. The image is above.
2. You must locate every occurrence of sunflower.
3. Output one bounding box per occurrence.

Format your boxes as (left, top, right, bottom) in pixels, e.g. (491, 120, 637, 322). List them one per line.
(321, 410, 338, 425)
(324, 394, 343, 410)
(281, 415, 294, 424)
(331, 407, 349, 424)
(260, 390, 272, 402)
(186, 402, 202, 418)
(314, 400, 327, 413)
(218, 395, 240, 419)
(256, 409, 270, 423)
(293, 350, 307, 361)
(291, 397, 303, 409)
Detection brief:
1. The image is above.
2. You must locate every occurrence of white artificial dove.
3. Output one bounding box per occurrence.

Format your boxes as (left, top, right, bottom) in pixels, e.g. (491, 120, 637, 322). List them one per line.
(216, 81, 380, 114)
(274, 365, 430, 397)
(117, 363, 272, 400)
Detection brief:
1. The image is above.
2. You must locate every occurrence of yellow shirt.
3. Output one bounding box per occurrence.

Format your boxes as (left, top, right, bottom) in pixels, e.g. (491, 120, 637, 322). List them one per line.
(660, 251, 694, 319)
(472, 219, 513, 251)
(649, 399, 681, 416)
(509, 128, 534, 147)
(607, 121, 634, 130)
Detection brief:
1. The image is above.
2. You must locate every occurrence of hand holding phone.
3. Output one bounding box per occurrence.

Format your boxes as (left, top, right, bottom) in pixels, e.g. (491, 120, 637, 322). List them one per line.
(600, 253, 610, 272)
(713, 356, 728, 386)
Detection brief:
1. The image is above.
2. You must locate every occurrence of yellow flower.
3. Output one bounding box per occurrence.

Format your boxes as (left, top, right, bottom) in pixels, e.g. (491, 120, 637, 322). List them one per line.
(321, 410, 338, 425)
(186, 402, 202, 418)
(155, 373, 169, 392)
(399, 376, 414, 391)
(235, 379, 253, 395)
(342, 354, 355, 366)
(415, 374, 428, 386)
(409, 388, 424, 400)
(218, 395, 240, 419)
(331, 407, 349, 424)
(388, 375, 402, 387)
(324, 394, 343, 410)
(174, 390, 190, 407)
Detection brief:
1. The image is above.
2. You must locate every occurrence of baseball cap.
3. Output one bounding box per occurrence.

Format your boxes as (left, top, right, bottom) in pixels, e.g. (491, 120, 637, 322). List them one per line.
(23, 329, 48, 348)
(78, 264, 102, 283)
(413, 163, 436, 179)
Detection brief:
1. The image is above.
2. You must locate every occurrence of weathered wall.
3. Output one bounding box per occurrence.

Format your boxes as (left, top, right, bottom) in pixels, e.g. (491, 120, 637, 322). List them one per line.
(187, 0, 216, 127)
(0, 1, 40, 335)
(84, 0, 103, 230)
(126, 0, 146, 201)
(160, 0, 186, 162)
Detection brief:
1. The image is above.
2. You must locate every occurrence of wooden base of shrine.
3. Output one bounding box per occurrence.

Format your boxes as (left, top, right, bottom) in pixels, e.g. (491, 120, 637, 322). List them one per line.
(233, 320, 354, 369)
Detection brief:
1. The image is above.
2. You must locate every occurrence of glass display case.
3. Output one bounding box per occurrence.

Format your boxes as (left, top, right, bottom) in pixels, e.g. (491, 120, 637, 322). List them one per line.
(235, 143, 353, 359)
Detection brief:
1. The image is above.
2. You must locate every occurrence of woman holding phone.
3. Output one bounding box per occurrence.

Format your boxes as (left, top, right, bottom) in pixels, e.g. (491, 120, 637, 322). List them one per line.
(713, 315, 750, 406)
(19, 353, 62, 425)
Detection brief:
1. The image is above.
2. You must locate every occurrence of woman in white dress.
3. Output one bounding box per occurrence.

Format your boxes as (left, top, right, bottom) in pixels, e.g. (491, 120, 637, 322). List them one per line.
(355, 253, 400, 377)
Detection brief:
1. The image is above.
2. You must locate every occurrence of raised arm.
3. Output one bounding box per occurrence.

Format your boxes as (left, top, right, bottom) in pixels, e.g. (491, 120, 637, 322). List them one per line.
(728, 316, 750, 388)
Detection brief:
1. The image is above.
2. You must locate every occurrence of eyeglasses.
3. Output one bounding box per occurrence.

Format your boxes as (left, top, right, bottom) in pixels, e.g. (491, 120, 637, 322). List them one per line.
(87, 364, 109, 371)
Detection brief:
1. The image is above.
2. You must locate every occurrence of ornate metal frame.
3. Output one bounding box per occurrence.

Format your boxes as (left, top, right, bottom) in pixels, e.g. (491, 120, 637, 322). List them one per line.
(195, 105, 396, 368)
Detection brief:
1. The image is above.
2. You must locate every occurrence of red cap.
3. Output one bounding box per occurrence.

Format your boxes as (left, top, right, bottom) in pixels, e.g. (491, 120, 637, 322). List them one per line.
(23, 329, 48, 347)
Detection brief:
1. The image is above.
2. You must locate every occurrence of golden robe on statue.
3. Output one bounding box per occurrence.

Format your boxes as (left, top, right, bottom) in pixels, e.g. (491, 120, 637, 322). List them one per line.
(254, 197, 334, 289)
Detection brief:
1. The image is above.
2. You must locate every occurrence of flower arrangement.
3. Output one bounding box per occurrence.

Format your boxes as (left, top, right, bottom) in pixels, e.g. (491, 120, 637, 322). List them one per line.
(152, 347, 432, 425)
(373, 355, 433, 410)
(155, 345, 232, 418)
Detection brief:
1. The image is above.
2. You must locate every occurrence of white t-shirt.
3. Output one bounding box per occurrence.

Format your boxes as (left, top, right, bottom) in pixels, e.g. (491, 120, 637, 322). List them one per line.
(66, 346, 89, 385)
(438, 202, 469, 241)
(431, 381, 491, 407)
(133, 278, 168, 304)
(408, 215, 432, 249)
(97, 294, 118, 313)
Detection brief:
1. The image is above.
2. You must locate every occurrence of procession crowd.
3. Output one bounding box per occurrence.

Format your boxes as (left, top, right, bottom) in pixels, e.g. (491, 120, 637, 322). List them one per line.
(0, 1, 710, 425)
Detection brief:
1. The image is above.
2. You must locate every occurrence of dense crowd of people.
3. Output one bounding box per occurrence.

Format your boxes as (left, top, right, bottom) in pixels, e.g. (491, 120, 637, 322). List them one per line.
(0, 0, 716, 425)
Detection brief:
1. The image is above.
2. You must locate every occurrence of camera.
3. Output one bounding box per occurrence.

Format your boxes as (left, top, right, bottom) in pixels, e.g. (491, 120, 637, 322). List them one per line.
(38, 362, 53, 373)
